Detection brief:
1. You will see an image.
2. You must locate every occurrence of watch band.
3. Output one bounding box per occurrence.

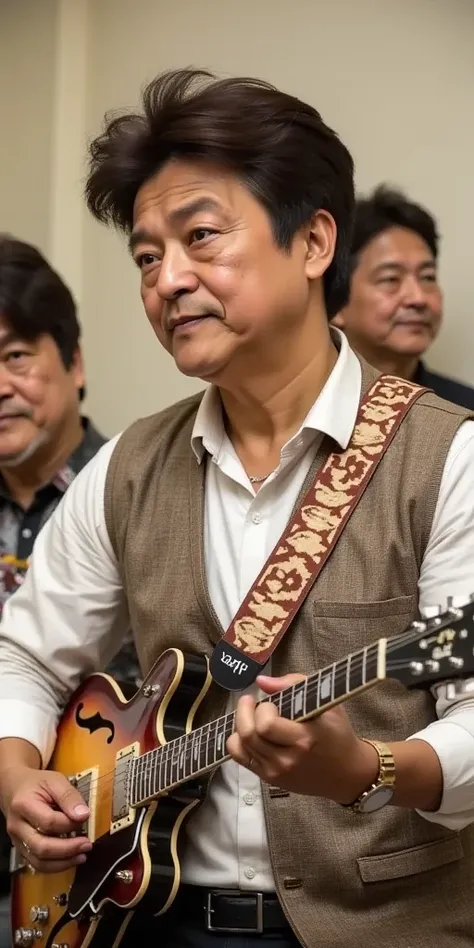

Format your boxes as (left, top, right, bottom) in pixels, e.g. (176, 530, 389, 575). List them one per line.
(343, 739, 396, 813)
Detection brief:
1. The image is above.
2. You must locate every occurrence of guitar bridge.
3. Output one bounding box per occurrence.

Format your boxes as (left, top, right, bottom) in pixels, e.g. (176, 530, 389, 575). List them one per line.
(110, 742, 139, 834)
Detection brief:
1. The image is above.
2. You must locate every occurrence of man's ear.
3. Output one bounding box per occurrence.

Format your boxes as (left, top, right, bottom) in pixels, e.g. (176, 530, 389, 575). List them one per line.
(330, 310, 346, 329)
(70, 345, 85, 392)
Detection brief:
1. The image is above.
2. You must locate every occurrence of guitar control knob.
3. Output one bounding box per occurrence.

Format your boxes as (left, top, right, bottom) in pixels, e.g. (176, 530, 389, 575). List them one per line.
(14, 929, 42, 946)
(52, 944, 69, 948)
(115, 869, 133, 883)
(53, 892, 68, 906)
(30, 906, 49, 923)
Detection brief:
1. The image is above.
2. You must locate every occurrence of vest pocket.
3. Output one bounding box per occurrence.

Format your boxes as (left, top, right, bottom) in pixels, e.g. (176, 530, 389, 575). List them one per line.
(357, 834, 463, 883)
(312, 595, 418, 620)
(311, 595, 418, 665)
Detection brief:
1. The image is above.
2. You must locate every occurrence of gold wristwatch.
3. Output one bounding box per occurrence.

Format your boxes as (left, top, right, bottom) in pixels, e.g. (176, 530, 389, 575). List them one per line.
(343, 740, 396, 814)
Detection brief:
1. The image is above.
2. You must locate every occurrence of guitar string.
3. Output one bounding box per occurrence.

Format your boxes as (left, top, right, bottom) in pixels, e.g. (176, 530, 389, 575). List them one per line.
(67, 650, 389, 799)
(66, 609, 469, 802)
(129, 609, 465, 789)
(67, 614, 466, 805)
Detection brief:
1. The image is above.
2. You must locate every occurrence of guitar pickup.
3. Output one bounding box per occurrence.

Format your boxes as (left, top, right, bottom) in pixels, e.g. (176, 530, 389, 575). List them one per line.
(110, 742, 139, 834)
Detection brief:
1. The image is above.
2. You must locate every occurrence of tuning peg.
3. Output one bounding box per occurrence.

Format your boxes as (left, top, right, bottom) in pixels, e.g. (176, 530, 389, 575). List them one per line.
(421, 605, 441, 619)
(447, 594, 471, 609)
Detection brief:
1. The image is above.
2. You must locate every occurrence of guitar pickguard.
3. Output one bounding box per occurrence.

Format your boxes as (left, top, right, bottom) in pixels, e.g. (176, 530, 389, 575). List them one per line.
(75, 702, 115, 743)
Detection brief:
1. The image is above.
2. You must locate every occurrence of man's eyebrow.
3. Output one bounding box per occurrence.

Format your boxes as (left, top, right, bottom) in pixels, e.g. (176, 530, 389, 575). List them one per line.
(0, 330, 22, 348)
(128, 229, 152, 256)
(169, 196, 222, 225)
(128, 197, 222, 255)
(370, 261, 403, 276)
(370, 259, 436, 278)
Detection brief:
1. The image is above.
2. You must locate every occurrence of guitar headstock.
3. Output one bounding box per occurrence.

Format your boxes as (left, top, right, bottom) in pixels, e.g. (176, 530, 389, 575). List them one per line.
(386, 596, 474, 689)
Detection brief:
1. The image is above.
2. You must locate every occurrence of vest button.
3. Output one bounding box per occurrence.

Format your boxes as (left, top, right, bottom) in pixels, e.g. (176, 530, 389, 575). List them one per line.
(283, 877, 303, 889)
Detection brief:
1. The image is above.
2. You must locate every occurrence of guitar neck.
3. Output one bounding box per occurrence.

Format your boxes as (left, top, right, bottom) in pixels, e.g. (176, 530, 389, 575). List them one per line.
(129, 639, 385, 807)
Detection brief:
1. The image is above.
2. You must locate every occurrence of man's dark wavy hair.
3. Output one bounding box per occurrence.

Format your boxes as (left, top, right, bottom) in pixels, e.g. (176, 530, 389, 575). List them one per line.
(85, 67, 355, 317)
(350, 185, 439, 271)
(0, 235, 84, 399)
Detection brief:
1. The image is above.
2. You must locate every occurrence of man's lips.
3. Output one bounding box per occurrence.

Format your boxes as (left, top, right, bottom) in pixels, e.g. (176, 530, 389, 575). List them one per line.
(0, 414, 28, 427)
(169, 314, 215, 332)
(393, 317, 432, 328)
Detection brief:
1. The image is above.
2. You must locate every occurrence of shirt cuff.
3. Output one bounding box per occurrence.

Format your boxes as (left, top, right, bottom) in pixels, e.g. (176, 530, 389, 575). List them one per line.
(0, 700, 56, 767)
(407, 720, 474, 830)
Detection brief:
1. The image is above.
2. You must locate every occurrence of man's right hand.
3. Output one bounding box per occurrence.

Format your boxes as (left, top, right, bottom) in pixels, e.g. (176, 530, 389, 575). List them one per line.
(1, 764, 92, 873)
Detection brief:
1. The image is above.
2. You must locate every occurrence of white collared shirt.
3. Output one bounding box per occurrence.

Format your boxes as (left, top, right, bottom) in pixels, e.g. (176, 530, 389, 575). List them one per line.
(2, 331, 474, 892)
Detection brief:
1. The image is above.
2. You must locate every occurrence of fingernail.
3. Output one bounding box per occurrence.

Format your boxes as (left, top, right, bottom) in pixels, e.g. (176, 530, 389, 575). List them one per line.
(73, 805, 89, 818)
(77, 854, 87, 864)
(80, 842, 92, 852)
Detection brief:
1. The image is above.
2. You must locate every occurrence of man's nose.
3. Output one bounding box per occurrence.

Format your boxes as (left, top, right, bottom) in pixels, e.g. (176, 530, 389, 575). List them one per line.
(156, 243, 199, 300)
(401, 274, 428, 309)
(0, 363, 15, 398)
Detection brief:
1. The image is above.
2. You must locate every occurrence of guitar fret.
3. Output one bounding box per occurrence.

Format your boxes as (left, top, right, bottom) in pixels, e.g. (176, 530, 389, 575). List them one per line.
(159, 744, 166, 792)
(180, 736, 186, 781)
(193, 726, 201, 773)
(183, 732, 191, 780)
(146, 755, 151, 798)
(215, 717, 225, 763)
(165, 741, 172, 789)
(172, 738, 180, 785)
(129, 636, 393, 807)
(201, 723, 210, 771)
(211, 721, 218, 766)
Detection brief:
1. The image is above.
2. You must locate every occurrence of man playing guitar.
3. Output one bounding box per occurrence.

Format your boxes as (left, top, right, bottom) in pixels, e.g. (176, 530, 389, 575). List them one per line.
(1, 69, 474, 948)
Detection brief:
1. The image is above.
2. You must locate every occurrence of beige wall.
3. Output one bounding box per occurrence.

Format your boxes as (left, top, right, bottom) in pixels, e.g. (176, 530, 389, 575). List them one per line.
(1, 0, 474, 435)
(0, 0, 58, 251)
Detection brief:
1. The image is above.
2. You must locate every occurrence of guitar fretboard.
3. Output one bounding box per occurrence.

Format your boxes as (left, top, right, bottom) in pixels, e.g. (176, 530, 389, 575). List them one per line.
(129, 641, 381, 807)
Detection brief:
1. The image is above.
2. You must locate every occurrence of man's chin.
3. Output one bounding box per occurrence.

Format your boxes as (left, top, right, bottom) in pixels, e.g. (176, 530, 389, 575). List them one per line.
(390, 330, 434, 356)
(0, 435, 46, 468)
(172, 348, 230, 382)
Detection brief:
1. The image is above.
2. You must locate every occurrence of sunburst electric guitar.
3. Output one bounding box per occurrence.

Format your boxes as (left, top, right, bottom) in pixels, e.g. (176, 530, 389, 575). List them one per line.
(10, 597, 474, 948)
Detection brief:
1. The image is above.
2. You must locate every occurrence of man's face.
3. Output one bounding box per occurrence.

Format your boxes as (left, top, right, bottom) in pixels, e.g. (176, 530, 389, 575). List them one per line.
(0, 321, 84, 466)
(334, 226, 442, 360)
(130, 159, 333, 385)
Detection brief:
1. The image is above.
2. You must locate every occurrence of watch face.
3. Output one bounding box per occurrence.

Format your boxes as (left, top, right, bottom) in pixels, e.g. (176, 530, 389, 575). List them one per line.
(359, 786, 394, 813)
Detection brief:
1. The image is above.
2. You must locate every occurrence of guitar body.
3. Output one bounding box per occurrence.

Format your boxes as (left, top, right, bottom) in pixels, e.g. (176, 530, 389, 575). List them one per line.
(11, 649, 211, 948)
(11, 598, 474, 947)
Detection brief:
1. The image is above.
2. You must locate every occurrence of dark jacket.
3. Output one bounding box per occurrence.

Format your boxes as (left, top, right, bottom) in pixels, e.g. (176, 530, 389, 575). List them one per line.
(415, 362, 474, 410)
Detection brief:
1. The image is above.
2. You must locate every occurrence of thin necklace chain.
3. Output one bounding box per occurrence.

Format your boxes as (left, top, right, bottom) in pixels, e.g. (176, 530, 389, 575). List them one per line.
(249, 471, 274, 484)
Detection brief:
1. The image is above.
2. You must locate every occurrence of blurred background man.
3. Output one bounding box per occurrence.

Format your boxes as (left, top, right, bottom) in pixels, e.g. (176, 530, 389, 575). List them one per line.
(0, 235, 140, 945)
(333, 185, 474, 408)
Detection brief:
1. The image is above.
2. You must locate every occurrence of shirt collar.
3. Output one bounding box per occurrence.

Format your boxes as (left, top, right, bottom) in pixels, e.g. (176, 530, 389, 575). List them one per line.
(191, 328, 362, 463)
(0, 416, 106, 499)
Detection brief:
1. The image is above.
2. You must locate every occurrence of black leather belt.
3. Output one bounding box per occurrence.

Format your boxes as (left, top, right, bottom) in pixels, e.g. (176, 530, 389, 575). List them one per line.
(176, 884, 289, 934)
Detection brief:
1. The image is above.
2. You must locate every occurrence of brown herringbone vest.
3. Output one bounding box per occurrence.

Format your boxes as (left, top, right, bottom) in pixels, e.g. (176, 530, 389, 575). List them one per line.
(104, 359, 474, 947)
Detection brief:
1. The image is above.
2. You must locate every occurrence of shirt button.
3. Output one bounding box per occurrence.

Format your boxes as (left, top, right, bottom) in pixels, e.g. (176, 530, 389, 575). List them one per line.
(243, 792, 255, 805)
(244, 867, 256, 880)
(21, 528, 32, 539)
(251, 512, 262, 525)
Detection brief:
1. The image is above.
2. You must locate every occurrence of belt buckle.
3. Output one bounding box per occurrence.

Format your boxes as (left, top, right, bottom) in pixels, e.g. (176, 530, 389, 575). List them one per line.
(206, 890, 264, 934)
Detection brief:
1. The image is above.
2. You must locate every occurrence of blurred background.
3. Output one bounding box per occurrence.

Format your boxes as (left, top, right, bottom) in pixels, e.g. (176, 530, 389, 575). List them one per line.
(1, 0, 473, 435)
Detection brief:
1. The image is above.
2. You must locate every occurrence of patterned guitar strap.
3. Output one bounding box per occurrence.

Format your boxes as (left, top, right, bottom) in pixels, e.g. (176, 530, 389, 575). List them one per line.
(210, 375, 428, 690)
